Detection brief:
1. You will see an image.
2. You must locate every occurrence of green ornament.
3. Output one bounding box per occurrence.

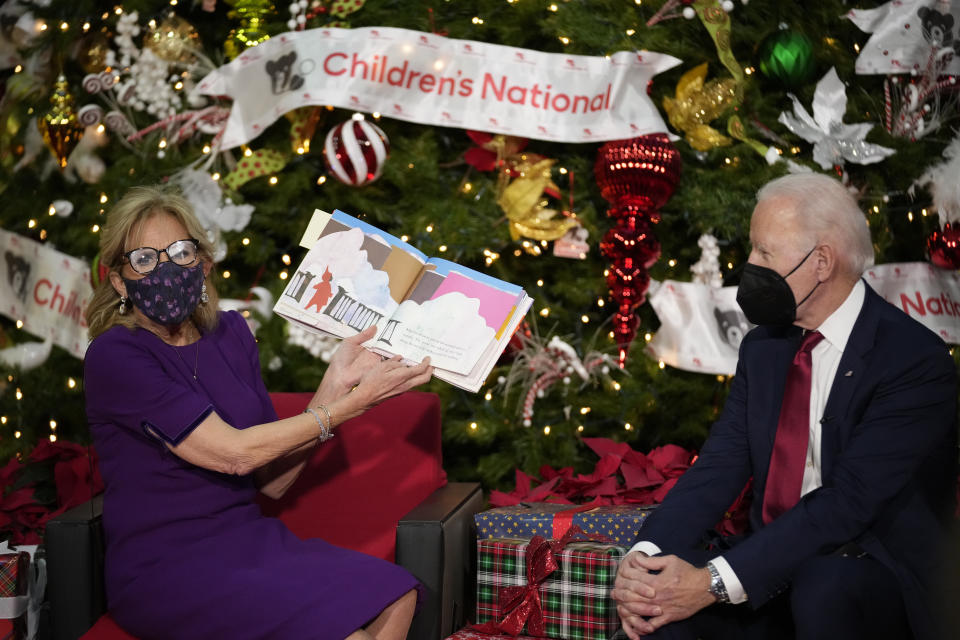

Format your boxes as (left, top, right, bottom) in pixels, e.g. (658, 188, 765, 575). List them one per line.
(758, 29, 816, 89)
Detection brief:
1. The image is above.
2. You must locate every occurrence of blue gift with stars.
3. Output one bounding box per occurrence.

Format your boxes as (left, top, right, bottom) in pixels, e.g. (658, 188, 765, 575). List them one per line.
(474, 502, 654, 546)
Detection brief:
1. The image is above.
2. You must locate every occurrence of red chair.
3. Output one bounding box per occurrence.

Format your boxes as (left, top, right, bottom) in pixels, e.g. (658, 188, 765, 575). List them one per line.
(45, 391, 482, 640)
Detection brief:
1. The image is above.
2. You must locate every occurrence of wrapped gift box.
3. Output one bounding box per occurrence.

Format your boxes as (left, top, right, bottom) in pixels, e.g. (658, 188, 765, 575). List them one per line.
(476, 537, 626, 640)
(444, 627, 543, 640)
(0, 551, 31, 640)
(475, 502, 653, 547)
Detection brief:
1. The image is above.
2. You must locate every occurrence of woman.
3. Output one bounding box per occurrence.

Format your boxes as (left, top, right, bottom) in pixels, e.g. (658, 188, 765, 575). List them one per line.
(84, 186, 433, 640)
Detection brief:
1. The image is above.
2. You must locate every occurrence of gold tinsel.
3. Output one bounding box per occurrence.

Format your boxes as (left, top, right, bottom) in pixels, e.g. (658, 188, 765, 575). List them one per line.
(663, 63, 741, 152)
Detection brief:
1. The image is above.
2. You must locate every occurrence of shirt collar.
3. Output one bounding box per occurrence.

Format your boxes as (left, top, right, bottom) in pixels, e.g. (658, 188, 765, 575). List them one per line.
(815, 279, 865, 353)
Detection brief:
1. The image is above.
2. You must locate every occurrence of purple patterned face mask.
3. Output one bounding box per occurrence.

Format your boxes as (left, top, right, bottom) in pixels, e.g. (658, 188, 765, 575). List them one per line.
(123, 261, 205, 326)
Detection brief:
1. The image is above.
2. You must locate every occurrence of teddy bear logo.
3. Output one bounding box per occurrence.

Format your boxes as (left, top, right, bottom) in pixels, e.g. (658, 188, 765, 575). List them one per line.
(713, 306, 750, 350)
(916, 6, 960, 53)
(4, 251, 31, 303)
(265, 52, 304, 94)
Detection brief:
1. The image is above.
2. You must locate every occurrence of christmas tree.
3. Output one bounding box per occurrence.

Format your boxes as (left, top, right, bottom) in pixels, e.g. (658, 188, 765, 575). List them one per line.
(0, 0, 957, 502)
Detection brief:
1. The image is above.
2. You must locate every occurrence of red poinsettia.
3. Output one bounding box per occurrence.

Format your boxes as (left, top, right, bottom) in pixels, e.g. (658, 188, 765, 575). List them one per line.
(0, 440, 103, 545)
(490, 437, 754, 537)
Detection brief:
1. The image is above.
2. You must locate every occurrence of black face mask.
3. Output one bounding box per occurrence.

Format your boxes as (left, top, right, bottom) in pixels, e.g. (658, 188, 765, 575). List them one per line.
(736, 246, 820, 326)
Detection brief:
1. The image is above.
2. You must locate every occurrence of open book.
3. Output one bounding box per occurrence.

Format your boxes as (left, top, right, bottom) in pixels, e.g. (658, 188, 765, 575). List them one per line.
(274, 209, 533, 392)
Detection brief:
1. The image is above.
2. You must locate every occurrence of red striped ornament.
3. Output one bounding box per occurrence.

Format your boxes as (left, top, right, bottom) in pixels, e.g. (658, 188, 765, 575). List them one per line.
(323, 116, 390, 186)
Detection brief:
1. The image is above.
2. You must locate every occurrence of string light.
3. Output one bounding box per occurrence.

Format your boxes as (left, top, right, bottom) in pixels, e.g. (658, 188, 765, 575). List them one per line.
(644, 333, 652, 341)
(27, 219, 36, 228)
(407, 163, 414, 169)
(581, 315, 589, 323)
(536, 279, 544, 287)
(471, 16, 484, 24)
(0, 417, 4, 424)
(597, 298, 605, 307)
(438, 245, 447, 252)
(13, 64, 21, 73)
(158, 139, 167, 149)
(49, 420, 57, 430)
(100, 193, 108, 204)
(625, 29, 635, 36)
(668, 259, 676, 267)
(67, 378, 77, 389)
(48, 205, 56, 216)
(92, 224, 100, 233)
(373, 112, 381, 119)
(579, 407, 591, 414)
(281, 254, 291, 265)
(470, 422, 478, 430)
(908, 211, 914, 222)
(543, 425, 551, 435)
(484, 391, 492, 401)
(241, 237, 251, 245)
(316, 176, 326, 185)
(462, 182, 473, 193)
(279, 270, 288, 280)
(426, 225, 434, 232)
(612, 381, 621, 391)
(14, 432, 21, 439)
(15, 388, 22, 400)
(540, 308, 550, 317)
(38, 22, 48, 31)
(269, 176, 278, 185)
(83, 22, 91, 31)
(401, 235, 409, 242)
(49, 434, 57, 442)
(658, 361, 665, 369)
(558, 36, 570, 45)
(624, 422, 633, 431)
(744, 67, 754, 75)
(549, 4, 558, 11)
(59, 21, 69, 31)
(577, 425, 584, 432)
(222, 270, 231, 279)
(244, 148, 253, 157)
(15, 320, 23, 329)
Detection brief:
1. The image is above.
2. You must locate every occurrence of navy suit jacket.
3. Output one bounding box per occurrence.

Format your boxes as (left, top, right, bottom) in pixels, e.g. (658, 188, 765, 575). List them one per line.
(637, 283, 957, 640)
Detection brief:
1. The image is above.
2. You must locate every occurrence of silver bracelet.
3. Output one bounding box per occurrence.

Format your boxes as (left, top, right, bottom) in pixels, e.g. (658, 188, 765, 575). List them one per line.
(315, 404, 333, 431)
(304, 407, 335, 443)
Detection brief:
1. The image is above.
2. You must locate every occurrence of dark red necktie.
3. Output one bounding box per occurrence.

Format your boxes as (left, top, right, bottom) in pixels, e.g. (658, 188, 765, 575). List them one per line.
(762, 330, 825, 525)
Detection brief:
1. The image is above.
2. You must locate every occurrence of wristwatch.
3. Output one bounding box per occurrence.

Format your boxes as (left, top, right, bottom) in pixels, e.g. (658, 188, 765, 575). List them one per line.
(706, 561, 730, 604)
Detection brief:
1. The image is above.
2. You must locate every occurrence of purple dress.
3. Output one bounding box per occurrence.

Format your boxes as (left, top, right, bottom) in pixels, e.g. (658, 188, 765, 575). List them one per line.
(84, 311, 420, 640)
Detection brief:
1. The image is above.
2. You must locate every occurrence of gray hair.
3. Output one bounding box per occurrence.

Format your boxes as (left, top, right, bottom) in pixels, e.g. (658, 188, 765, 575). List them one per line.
(757, 173, 874, 275)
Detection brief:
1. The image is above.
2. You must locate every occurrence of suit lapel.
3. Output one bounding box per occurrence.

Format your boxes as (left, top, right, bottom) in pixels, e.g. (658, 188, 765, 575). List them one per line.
(820, 282, 882, 479)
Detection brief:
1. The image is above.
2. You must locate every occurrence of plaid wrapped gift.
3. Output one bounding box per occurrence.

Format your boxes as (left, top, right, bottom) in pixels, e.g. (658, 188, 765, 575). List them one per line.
(475, 503, 653, 547)
(0, 552, 30, 640)
(476, 537, 625, 640)
(444, 627, 544, 640)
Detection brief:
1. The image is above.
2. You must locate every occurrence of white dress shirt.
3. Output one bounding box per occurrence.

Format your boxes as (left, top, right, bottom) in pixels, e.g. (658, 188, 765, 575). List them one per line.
(630, 280, 866, 604)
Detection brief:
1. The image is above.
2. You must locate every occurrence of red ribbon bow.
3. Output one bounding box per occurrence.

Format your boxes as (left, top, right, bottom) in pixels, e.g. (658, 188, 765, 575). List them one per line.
(473, 525, 597, 637)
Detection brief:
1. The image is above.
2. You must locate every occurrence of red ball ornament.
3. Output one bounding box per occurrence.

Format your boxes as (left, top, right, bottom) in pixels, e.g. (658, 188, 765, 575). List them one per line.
(323, 115, 390, 186)
(927, 222, 960, 269)
(595, 134, 681, 365)
(594, 133, 682, 210)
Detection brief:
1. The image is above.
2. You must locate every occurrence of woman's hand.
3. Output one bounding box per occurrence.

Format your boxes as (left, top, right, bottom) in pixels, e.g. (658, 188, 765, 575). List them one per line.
(313, 326, 382, 401)
(312, 326, 434, 419)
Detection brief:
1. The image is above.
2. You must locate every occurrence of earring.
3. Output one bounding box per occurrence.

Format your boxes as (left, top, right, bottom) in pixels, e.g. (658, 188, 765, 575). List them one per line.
(118, 296, 128, 315)
(200, 282, 209, 304)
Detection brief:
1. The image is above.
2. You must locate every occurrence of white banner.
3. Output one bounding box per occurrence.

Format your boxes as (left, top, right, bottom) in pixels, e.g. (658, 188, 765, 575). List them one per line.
(647, 263, 960, 376)
(646, 280, 751, 376)
(195, 26, 681, 149)
(863, 261, 960, 344)
(0, 229, 91, 358)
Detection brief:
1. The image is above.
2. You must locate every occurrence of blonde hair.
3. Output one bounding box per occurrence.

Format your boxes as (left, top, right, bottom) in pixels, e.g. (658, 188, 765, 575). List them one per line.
(86, 186, 220, 340)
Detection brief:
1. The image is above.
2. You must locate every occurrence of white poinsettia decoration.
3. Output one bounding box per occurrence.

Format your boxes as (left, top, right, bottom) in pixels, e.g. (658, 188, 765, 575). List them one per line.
(173, 169, 254, 262)
(778, 67, 895, 170)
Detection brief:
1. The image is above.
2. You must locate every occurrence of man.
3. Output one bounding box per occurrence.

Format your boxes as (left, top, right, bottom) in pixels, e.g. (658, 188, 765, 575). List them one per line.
(612, 173, 957, 639)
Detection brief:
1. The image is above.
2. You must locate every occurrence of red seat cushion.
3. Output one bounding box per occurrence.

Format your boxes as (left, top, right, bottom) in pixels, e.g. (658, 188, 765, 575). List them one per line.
(80, 391, 446, 639)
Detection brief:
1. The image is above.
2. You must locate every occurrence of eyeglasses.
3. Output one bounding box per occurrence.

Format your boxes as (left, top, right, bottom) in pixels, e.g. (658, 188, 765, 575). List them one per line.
(122, 238, 200, 275)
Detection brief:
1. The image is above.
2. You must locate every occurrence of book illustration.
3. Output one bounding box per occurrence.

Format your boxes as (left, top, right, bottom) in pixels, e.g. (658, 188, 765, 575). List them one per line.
(276, 208, 533, 392)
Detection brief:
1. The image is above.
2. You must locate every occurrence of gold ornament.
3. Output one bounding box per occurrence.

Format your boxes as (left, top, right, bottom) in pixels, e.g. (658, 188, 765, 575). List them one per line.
(144, 14, 201, 63)
(498, 156, 577, 242)
(224, 0, 276, 60)
(37, 75, 83, 169)
(662, 63, 741, 152)
(77, 28, 112, 73)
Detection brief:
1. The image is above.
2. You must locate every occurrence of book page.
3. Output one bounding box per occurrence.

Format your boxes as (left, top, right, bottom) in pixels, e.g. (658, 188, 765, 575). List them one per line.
(274, 210, 425, 340)
(372, 268, 525, 375)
